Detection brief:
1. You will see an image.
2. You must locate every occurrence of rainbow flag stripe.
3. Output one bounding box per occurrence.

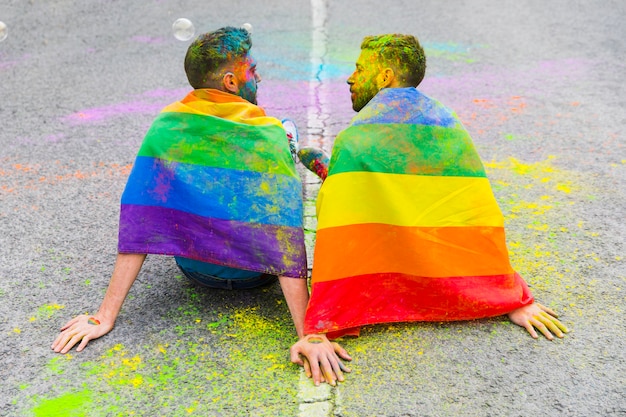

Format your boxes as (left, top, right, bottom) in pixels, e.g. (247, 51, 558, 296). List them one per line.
(118, 89, 307, 278)
(304, 88, 532, 336)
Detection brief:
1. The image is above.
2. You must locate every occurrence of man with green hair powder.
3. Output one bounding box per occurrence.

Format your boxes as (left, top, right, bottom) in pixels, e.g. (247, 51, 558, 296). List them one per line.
(291, 33, 568, 387)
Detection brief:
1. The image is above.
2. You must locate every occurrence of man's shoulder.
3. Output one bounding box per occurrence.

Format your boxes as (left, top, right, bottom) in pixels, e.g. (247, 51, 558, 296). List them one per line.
(350, 87, 461, 129)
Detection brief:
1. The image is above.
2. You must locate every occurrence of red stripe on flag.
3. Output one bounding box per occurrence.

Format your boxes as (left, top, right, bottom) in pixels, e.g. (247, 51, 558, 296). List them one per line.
(304, 272, 533, 335)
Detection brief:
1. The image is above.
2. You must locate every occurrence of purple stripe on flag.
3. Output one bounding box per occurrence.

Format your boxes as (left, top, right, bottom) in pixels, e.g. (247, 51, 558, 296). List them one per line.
(118, 204, 307, 278)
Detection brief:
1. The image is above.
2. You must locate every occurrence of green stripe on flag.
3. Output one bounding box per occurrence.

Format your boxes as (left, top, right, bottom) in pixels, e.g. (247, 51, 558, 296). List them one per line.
(329, 123, 487, 177)
(137, 111, 294, 176)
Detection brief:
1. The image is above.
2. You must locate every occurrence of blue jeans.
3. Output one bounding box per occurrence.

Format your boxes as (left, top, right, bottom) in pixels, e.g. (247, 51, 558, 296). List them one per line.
(175, 258, 277, 290)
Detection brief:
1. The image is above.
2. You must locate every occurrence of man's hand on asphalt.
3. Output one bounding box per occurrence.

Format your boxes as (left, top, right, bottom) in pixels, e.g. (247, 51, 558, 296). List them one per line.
(51, 314, 113, 353)
(290, 334, 352, 386)
(507, 302, 569, 340)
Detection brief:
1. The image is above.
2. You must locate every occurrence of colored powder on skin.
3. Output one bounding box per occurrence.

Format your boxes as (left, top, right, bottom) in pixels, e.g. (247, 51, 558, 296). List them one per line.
(185, 28, 251, 87)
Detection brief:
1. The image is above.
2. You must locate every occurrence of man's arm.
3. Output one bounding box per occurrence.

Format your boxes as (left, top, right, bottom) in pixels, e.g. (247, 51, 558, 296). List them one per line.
(51, 253, 146, 353)
(277, 276, 309, 338)
(278, 276, 352, 386)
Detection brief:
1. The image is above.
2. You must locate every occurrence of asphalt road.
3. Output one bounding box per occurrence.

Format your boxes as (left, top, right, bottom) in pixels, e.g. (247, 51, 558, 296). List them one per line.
(1, 0, 625, 416)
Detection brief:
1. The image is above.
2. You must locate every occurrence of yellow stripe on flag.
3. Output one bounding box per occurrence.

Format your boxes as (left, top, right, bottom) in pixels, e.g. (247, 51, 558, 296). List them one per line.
(316, 172, 504, 230)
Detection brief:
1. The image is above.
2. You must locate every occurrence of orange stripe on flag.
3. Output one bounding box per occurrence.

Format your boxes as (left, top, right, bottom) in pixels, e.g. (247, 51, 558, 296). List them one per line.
(161, 89, 282, 127)
(312, 224, 514, 282)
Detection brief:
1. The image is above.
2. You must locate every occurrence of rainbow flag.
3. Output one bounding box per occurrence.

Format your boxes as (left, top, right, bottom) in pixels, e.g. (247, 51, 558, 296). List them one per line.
(118, 89, 307, 278)
(304, 88, 533, 337)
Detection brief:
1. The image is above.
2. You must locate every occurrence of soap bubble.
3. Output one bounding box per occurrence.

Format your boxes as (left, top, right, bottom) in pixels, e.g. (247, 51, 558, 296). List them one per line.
(242, 23, 253, 34)
(0, 22, 7, 42)
(172, 18, 195, 41)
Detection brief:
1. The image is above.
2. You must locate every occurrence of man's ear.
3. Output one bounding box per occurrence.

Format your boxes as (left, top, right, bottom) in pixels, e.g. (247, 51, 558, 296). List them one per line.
(376, 68, 396, 89)
(222, 72, 239, 94)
